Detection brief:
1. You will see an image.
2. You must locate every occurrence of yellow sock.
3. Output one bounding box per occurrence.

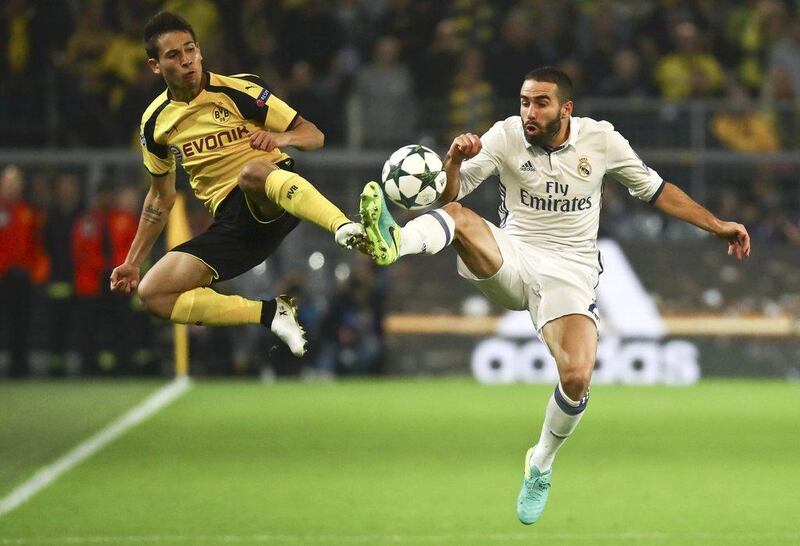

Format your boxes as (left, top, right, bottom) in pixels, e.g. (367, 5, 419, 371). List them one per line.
(169, 288, 262, 326)
(264, 169, 350, 234)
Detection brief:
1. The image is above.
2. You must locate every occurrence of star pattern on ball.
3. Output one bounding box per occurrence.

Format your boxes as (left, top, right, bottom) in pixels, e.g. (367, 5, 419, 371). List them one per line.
(381, 145, 445, 210)
(416, 160, 441, 193)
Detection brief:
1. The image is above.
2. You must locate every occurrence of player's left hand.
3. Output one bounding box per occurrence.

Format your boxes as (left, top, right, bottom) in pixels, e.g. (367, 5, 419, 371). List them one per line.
(249, 130, 289, 152)
(715, 221, 751, 260)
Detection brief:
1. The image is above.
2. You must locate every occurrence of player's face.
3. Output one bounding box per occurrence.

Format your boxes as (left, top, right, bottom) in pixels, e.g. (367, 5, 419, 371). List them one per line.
(148, 31, 203, 94)
(519, 80, 571, 146)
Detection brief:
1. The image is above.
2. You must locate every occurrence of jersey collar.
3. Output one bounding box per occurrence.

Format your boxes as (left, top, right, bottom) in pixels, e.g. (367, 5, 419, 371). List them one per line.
(167, 71, 212, 103)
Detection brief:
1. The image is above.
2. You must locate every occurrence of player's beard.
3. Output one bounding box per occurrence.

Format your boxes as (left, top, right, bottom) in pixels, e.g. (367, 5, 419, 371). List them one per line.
(523, 116, 562, 147)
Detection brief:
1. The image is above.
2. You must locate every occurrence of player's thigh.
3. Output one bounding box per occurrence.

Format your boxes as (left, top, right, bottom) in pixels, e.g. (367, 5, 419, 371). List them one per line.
(444, 202, 503, 279)
(238, 159, 291, 221)
(139, 251, 215, 299)
(541, 313, 597, 397)
(456, 220, 528, 311)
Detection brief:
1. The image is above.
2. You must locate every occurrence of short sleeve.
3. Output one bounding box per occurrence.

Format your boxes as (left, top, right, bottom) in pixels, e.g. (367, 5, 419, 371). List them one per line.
(458, 121, 505, 200)
(139, 107, 175, 177)
(606, 130, 664, 203)
(263, 92, 298, 132)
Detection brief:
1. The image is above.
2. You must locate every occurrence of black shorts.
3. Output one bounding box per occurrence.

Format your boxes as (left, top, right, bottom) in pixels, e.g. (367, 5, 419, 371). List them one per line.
(172, 161, 300, 282)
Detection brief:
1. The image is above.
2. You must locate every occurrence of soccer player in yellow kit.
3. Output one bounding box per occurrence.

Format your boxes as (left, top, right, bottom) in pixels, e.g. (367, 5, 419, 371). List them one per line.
(110, 12, 364, 356)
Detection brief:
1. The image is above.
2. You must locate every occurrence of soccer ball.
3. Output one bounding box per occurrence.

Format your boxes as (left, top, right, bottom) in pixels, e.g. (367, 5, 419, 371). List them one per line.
(380, 144, 446, 210)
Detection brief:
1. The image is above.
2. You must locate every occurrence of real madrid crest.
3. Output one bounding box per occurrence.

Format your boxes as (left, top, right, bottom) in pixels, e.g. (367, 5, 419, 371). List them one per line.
(578, 156, 591, 177)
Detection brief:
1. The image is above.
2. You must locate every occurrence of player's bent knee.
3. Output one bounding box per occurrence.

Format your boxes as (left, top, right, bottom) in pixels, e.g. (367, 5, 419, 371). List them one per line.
(560, 368, 592, 400)
(443, 201, 474, 228)
(443, 202, 483, 241)
(238, 161, 277, 194)
(137, 276, 172, 319)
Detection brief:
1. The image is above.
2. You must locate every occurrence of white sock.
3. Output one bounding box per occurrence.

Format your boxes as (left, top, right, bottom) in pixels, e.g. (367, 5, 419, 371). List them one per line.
(399, 209, 455, 257)
(529, 383, 590, 472)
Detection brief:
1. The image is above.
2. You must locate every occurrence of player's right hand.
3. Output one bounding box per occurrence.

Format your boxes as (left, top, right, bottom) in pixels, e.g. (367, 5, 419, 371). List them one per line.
(449, 133, 481, 162)
(110, 263, 140, 294)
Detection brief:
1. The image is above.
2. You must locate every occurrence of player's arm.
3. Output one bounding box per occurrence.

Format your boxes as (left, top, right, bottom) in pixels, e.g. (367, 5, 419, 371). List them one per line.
(439, 133, 483, 204)
(249, 115, 324, 152)
(652, 182, 751, 260)
(110, 172, 177, 293)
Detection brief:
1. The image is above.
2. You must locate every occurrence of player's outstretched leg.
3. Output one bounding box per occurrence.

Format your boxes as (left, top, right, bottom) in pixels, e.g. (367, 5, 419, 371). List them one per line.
(516, 447, 552, 524)
(359, 181, 457, 266)
(269, 295, 307, 357)
(166, 288, 307, 357)
(360, 181, 401, 265)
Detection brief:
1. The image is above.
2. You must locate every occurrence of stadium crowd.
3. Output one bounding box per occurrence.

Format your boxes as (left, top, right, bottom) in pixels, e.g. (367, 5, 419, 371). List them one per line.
(3, 0, 800, 146)
(1, 0, 799, 376)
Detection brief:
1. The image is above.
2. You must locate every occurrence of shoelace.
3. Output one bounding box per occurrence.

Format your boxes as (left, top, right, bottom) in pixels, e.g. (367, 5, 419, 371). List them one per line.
(524, 476, 550, 500)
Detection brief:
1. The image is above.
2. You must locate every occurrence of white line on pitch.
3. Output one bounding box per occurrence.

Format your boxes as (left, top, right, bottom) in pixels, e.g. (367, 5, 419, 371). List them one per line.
(0, 376, 192, 517)
(2, 532, 800, 544)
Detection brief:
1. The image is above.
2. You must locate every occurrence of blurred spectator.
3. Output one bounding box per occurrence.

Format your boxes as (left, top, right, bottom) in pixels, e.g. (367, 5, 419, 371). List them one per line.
(655, 21, 724, 99)
(316, 261, 384, 375)
(710, 79, 780, 152)
(0, 166, 37, 377)
(577, 3, 629, 91)
(724, 0, 786, 93)
(376, 0, 446, 64)
(275, 1, 342, 75)
(28, 171, 51, 286)
(487, 9, 542, 99)
(767, 17, 800, 98)
(353, 35, 415, 149)
(59, 3, 118, 146)
(162, 0, 221, 61)
(558, 57, 585, 99)
(43, 173, 83, 374)
(284, 61, 331, 138)
(415, 18, 462, 100)
(109, 185, 152, 371)
(598, 49, 655, 97)
(447, 49, 495, 141)
(72, 182, 143, 373)
(235, 0, 281, 89)
(0, 0, 54, 144)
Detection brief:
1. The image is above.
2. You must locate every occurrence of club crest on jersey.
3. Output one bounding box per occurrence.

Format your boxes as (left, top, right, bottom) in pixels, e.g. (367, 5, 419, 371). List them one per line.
(578, 156, 592, 177)
(255, 88, 270, 107)
(213, 104, 231, 123)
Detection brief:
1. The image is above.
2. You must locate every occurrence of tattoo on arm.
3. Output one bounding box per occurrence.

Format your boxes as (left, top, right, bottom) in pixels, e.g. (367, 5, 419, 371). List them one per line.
(142, 205, 164, 224)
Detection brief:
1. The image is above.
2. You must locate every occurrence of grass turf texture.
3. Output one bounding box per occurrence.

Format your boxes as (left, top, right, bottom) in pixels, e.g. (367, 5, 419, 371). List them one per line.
(0, 379, 798, 545)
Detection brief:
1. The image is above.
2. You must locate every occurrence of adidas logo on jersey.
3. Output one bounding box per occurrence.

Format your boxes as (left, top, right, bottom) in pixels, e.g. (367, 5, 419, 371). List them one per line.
(520, 161, 536, 172)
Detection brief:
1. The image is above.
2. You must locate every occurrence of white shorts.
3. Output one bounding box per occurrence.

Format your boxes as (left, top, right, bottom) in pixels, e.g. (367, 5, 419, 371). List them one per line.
(456, 221, 602, 334)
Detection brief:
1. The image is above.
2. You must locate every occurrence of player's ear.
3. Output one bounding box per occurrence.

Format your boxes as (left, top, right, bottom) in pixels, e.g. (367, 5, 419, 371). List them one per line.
(561, 100, 573, 119)
(147, 58, 161, 75)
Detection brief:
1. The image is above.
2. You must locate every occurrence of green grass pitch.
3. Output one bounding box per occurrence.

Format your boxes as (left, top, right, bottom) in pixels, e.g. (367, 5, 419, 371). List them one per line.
(0, 378, 798, 545)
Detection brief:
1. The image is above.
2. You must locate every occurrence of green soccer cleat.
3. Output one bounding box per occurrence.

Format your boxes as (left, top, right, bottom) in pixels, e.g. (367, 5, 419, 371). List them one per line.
(516, 447, 552, 525)
(359, 181, 401, 266)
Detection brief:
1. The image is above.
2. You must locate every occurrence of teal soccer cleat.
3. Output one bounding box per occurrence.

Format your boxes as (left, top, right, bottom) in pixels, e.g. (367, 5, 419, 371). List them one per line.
(359, 181, 401, 266)
(516, 447, 552, 525)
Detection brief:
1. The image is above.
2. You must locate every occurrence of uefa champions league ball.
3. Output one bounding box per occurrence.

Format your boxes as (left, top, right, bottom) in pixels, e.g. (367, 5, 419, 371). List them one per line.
(380, 144, 447, 210)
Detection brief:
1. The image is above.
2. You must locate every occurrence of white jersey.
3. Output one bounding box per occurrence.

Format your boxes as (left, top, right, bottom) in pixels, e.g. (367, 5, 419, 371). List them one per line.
(458, 116, 664, 251)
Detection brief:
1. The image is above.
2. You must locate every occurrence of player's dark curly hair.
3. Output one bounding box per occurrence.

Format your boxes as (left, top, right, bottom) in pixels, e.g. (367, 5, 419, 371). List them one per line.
(143, 12, 196, 59)
(524, 67, 573, 104)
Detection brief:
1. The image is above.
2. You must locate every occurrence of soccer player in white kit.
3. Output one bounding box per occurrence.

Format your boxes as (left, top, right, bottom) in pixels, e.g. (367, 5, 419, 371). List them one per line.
(359, 67, 751, 524)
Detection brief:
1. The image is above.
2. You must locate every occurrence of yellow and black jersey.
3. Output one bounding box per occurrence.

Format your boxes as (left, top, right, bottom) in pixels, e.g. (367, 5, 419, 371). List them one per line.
(139, 72, 298, 214)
